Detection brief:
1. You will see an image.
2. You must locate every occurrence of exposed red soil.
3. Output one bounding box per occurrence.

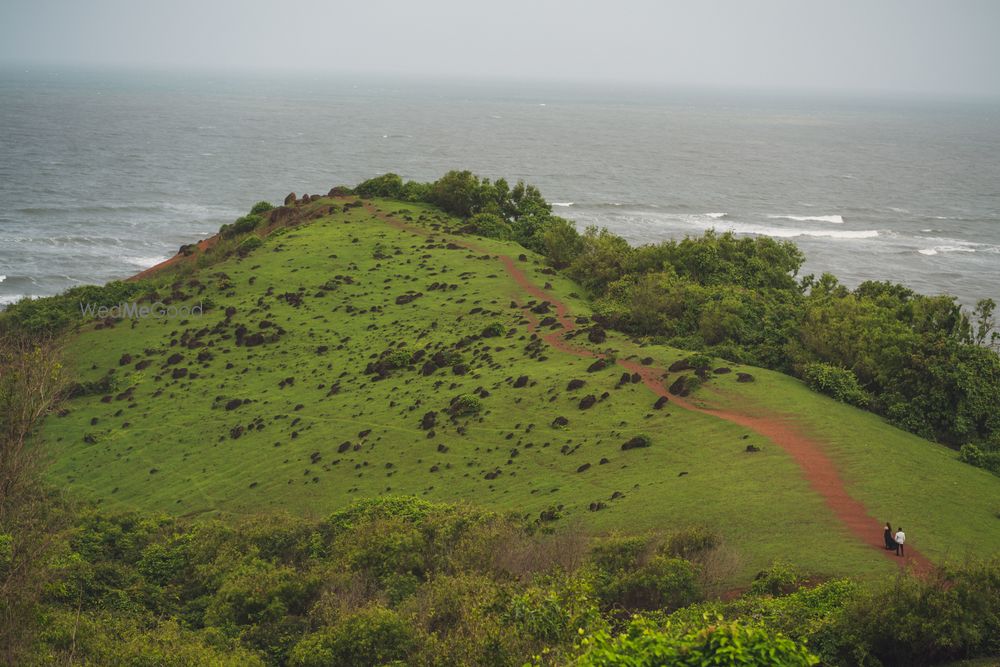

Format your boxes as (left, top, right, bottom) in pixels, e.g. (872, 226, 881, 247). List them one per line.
(128, 235, 220, 281)
(368, 202, 933, 574)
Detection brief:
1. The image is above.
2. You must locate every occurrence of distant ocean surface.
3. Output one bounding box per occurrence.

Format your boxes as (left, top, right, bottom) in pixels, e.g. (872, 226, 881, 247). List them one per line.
(2, 68, 998, 308)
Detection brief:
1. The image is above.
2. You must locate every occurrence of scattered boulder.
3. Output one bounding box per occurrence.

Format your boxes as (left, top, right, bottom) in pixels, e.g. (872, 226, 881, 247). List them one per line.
(552, 416, 569, 427)
(745, 444, 761, 453)
(587, 327, 607, 344)
(513, 375, 529, 388)
(586, 359, 607, 373)
(578, 395, 597, 410)
(621, 435, 651, 451)
(576, 463, 591, 473)
(737, 372, 755, 383)
(567, 379, 585, 391)
(668, 359, 692, 372)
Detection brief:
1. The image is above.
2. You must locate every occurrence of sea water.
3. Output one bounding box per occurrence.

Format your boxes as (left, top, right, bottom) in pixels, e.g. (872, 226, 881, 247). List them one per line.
(1, 68, 998, 308)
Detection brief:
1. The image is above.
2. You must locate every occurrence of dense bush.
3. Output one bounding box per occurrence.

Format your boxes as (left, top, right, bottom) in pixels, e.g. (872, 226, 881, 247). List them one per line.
(0, 281, 151, 336)
(250, 201, 274, 215)
(802, 363, 870, 407)
(573, 615, 819, 666)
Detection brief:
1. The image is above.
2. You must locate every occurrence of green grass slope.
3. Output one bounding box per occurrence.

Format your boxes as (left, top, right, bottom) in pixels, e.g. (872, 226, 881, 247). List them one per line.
(40, 197, 1000, 583)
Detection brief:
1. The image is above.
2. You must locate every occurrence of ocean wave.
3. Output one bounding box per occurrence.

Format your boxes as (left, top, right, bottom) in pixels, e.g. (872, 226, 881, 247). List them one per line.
(0, 294, 25, 306)
(123, 255, 171, 268)
(767, 214, 845, 224)
(16, 202, 241, 219)
(918, 246, 977, 256)
(705, 212, 728, 219)
(552, 202, 574, 207)
(0, 275, 4, 284)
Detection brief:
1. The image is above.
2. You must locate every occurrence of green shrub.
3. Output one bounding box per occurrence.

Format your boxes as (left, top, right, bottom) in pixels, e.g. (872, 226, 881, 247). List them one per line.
(288, 606, 416, 667)
(220, 214, 262, 239)
(237, 236, 262, 257)
(665, 527, 717, 561)
(355, 173, 405, 199)
(597, 555, 701, 613)
(749, 560, 802, 597)
(802, 363, 870, 407)
(573, 615, 818, 666)
(249, 201, 274, 215)
(468, 212, 513, 240)
(481, 321, 507, 338)
(450, 394, 482, 416)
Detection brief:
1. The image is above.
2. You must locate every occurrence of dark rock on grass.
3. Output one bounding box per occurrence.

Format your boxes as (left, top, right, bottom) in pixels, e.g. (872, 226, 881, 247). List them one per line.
(513, 375, 529, 388)
(421, 360, 437, 376)
(653, 396, 669, 410)
(745, 444, 761, 453)
(225, 399, 243, 411)
(737, 372, 755, 383)
(631, 373, 641, 383)
(610, 491, 624, 499)
(420, 411, 437, 430)
(714, 367, 732, 374)
(576, 463, 591, 473)
(587, 327, 607, 344)
(242, 332, 265, 347)
(641, 357, 654, 366)
(171, 368, 188, 380)
(588, 502, 607, 511)
(395, 292, 423, 305)
(530, 301, 551, 314)
(539, 316, 558, 327)
(539, 508, 559, 522)
(230, 425, 244, 439)
(337, 441, 351, 453)
(567, 379, 585, 391)
(197, 350, 213, 363)
(668, 375, 691, 397)
(452, 363, 469, 376)
(437, 443, 449, 453)
(616, 372, 631, 387)
(358, 429, 371, 438)
(578, 395, 597, 410)
(668, 359, 692, 372)
(484, 469, 501, 480)
(599, 457, 610, 465)
(118, 353, 133, 366)
(621, 435, 651, 451)
(552, 416, 569, 427)
(678, 471, 688, 477)
(586, 359, 608, 373)
(518, 254, 528, 262)
(135, 359, 152, 370)
(165, 353, 184, 366)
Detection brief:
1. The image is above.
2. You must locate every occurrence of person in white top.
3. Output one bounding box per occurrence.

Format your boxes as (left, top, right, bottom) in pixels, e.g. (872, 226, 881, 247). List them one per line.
(894, 528, 905, 556)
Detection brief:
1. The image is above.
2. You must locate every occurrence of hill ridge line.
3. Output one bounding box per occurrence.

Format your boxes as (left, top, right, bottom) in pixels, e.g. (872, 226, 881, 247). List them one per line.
(367, 202, 932, 573)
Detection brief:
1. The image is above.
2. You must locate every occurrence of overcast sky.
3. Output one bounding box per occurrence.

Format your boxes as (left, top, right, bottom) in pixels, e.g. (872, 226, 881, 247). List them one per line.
(1, 0, 998, 97)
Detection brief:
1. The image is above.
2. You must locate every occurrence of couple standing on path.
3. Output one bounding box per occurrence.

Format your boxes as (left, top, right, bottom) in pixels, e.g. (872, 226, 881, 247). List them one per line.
(883, 523, 906, 556)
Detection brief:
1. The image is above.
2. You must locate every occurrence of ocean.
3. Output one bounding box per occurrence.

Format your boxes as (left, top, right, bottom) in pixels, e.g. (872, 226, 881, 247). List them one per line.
(2, 68, 998, 308)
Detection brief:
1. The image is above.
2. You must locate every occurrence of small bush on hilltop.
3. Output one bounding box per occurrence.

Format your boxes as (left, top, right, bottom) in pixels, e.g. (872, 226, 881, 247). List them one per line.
(802, 362, 870, 407)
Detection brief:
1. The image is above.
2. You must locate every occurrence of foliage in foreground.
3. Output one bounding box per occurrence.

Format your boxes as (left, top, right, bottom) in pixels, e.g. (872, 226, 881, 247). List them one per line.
(1, 496, 997, 665)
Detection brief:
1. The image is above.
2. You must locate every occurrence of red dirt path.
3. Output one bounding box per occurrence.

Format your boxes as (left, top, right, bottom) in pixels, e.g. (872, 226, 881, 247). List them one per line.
(369, 203, 933, 573)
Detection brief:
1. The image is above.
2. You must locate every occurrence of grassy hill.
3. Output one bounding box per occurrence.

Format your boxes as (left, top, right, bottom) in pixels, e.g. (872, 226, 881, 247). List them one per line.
(40, 195, 1000, 585)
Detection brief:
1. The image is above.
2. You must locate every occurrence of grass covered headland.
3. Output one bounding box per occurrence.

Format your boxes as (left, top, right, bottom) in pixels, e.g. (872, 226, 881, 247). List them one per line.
(2, 171, 999, 665)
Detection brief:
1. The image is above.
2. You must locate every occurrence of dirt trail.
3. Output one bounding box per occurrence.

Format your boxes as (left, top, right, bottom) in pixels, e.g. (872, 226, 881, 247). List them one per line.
(385, 204, 932, 572)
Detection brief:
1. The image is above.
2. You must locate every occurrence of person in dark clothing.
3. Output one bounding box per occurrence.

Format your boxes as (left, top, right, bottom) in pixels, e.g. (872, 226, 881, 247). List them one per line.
(883, 522, 896, 550)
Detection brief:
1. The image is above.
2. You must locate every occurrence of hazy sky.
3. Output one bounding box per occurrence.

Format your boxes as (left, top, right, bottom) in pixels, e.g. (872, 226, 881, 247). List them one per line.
(2, 0, 998, 97)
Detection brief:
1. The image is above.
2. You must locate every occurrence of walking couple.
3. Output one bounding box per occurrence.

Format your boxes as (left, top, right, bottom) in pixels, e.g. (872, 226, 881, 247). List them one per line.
(883, 522, 906, 556)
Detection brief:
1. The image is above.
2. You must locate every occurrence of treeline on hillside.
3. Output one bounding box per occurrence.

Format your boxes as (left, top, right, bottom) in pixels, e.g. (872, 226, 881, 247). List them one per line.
(352, 171, 1000, 475)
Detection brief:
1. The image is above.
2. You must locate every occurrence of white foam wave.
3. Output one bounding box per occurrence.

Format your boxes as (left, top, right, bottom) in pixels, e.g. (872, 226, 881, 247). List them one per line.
(123, 255, 171, 268)
(0, 275, 5, 284)
(552, 202, 574, 207)
(0, 294, 25, 306)
(705, 212, 727, 219)
(768, 214, 845, 224)
(918, 245, 976, 256)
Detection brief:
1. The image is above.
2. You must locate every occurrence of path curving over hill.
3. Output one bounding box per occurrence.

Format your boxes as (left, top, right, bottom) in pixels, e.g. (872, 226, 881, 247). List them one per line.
(368, 202, 933, 573)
